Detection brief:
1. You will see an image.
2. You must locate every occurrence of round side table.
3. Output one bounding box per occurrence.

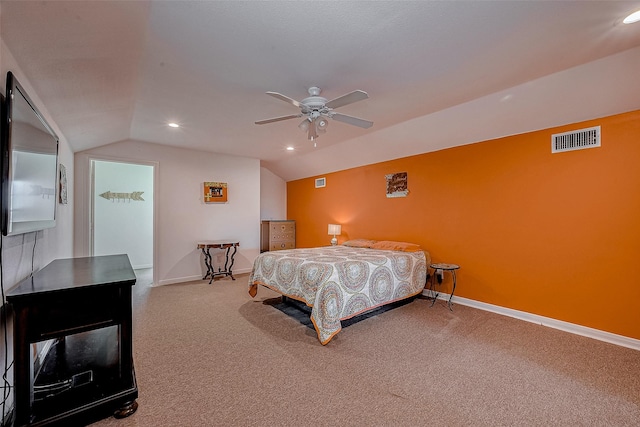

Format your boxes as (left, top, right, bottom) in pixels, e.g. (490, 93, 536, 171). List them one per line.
(429, 263, 460, 310)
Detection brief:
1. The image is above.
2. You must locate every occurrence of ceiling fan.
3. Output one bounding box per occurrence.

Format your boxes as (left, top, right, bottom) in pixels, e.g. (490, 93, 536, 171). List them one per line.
(255, 86, 373, 143)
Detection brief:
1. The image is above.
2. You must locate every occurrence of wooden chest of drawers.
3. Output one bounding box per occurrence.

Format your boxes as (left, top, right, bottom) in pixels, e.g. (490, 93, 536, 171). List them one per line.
(260, 220, 295, 252)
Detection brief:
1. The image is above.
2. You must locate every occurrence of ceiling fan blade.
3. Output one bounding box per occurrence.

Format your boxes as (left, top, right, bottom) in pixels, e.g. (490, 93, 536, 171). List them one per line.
(266, 91, 302, 108)
(255, 114, 301, 125)
(331, 113, 373, 129)
(325, 90, 369, 109)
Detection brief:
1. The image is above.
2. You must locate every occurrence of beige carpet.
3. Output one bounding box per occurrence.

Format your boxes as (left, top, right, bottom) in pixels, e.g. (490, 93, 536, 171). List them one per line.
(91, 273, 640, 426)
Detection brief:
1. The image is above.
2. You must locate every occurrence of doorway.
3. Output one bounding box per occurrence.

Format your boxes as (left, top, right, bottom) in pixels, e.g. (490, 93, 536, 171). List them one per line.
(91, 160, 154, 287)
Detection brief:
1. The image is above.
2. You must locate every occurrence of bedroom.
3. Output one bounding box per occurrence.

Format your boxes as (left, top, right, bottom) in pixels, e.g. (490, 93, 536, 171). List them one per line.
(0, 1, 640, 425)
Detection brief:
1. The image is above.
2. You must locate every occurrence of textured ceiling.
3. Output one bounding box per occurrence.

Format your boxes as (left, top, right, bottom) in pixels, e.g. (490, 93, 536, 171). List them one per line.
(2, 1, 640, 180)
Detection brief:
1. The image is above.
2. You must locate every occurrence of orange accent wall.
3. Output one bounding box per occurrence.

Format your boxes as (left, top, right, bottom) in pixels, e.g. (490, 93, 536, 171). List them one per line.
(287, 110, 640, 340)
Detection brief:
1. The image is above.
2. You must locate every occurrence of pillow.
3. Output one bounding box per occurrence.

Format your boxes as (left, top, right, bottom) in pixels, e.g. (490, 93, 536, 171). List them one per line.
(370, 240, 422, 252)
(341, 239, 378, 248)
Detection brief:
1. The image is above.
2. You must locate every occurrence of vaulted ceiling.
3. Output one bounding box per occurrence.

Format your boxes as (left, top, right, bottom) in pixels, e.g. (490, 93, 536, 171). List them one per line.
(2, 1, 640, 181)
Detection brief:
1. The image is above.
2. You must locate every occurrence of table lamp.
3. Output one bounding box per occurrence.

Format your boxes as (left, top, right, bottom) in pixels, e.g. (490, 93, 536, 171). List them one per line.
(328, 224, 341, 246)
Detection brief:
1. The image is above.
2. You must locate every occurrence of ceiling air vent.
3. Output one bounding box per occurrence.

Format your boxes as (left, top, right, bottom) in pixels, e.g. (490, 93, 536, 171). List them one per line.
(551, 126, 600, 153)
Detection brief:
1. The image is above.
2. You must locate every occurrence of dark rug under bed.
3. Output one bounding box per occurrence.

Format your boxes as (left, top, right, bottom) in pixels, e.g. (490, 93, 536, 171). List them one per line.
(264, 295, 418, 330)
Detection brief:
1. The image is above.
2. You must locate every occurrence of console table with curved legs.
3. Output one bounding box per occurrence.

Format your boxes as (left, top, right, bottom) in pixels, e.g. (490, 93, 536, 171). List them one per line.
(197, 241, 239, 284)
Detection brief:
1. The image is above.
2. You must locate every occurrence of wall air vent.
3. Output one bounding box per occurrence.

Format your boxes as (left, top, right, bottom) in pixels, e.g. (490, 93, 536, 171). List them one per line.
(315, 177, 326, 188)
(551, 126, 600, 153)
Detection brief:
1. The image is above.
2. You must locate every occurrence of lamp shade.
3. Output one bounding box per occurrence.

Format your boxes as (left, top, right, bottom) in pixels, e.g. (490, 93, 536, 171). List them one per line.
(316, 117, 329, 134)
(328, 224, 341, 236)
(298, 118, 310, 132)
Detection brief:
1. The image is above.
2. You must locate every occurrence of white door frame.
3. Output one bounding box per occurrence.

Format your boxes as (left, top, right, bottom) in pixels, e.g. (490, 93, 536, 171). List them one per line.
(74, 153, 159, 286)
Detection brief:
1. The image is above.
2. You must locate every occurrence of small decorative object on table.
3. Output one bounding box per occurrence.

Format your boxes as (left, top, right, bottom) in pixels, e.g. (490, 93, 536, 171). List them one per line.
(197, 241, 239, 283)
(428, 262, 460, 310)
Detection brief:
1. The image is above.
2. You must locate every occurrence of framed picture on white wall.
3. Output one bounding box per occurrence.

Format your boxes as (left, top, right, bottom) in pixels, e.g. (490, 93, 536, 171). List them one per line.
(204, 181, 228, 203)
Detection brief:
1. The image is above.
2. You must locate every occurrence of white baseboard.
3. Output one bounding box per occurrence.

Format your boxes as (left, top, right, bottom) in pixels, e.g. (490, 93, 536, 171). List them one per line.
(422, 290, 640, 351)
(132, 263, 153, 270)
(156, 275, 202, 286)
(155, 268, 251, 287)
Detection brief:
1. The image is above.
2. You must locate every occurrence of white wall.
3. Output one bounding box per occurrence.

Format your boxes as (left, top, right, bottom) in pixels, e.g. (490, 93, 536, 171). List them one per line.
(93, 160, 154, 269)
(1, 39, 75, 422)
(259, 167, 286, 220)
(0, 42, 74, 279)
(75, 140, 261, 286)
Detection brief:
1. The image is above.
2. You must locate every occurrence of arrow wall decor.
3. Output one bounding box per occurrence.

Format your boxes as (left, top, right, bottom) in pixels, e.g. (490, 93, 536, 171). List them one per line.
(99, 191, 145, 202)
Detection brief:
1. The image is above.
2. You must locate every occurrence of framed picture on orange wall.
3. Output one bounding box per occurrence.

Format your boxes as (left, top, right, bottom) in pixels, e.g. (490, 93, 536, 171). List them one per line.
(204, 181, 228, 203)
(385, 172, 408, 198)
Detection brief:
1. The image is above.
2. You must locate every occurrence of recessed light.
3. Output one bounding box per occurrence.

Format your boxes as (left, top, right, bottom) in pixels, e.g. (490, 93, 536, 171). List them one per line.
(168, 122, 180, 128)
(623, 10, 640, 24)
(286, 146, 294, 151)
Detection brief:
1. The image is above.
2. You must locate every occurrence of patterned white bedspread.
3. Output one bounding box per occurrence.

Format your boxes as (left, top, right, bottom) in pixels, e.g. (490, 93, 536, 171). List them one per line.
(248, 245, 428, 345)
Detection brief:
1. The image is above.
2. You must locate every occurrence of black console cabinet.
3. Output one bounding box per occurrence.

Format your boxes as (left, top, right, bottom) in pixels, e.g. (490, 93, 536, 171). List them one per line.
(6, 255, 138, 426)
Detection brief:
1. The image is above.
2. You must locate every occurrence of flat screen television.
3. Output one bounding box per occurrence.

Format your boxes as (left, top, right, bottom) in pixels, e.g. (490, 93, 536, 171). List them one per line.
(1, 71, 59, 236)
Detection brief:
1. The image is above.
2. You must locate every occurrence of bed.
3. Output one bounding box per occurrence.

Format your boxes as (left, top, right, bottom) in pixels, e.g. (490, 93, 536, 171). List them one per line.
(248, 240, 429, 345)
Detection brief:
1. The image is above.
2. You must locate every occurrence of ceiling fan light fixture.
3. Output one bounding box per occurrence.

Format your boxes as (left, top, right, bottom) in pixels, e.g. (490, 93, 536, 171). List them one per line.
(298, 118, 310, 132)
(316, 117, 329, 134)
(317, 118, 328, 129)
(256, 86, 372, 143)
